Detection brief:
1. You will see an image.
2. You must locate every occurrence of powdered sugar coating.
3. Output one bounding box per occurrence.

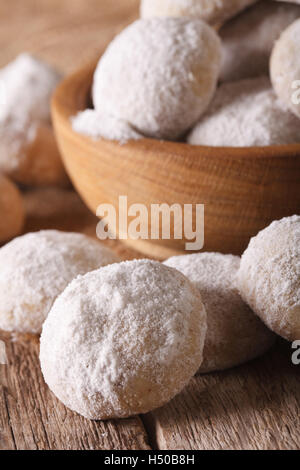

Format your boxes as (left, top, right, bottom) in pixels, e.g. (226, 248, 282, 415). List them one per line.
(140, 0, 258, 26)
(0, 175, 24, 243)
(164, 253, 275, 373)
(0, 54, 61, 174)
(187, 77, 300, 147)
(72, 109, 143, 144)
(220, 1, 300, 82)
(0, 230, 120, 334)
(270, 18, 300, 119)
(238, 216, 300, 342)
(93, 18, 221, 141)
(40, 260, 207, 419)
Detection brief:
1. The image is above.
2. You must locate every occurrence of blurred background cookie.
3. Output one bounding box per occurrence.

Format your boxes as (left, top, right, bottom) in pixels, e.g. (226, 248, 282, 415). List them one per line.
(220, 0, 300, 82)
(92, 18, 221, 141)
(0, 54, 69, 187)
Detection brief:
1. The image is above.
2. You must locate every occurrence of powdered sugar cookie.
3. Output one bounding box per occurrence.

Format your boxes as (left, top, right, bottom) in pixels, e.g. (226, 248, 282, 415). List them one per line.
(0, 54, 68, 186)
(93, 18, 221, 141)
(40, 260, 207, 419)
(72, 109, 144, 144)
(238, 216, 300, 342)
(164, 253, 275, 373)
(0, 230, 120, 334)
(220, 1, 300, 82)
(0, 175, 24, 243)
(187, 77, 300, 147)
(270, 18, 300, 119)
(140, 0, 258, 27)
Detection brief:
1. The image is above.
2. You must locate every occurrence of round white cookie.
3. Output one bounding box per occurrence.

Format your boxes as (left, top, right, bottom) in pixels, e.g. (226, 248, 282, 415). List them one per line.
(238, 216, 300, 342)
(187, 77, 300, 147)
(40, 260, 207, 419)
(140, 0, 258, 27)
(220, 1, 300, 82)
(0, 54, 68, 186)
(270, 18, 300, 119)
(0, 175, 24, 243)
(0, 230, 120, 334)
(93, 18, 221, 141)
(164, 253, 275, 373)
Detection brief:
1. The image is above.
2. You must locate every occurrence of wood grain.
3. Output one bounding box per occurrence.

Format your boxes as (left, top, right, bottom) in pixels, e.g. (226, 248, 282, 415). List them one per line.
(144, 340, 300, 450)
(0, 333, 150, 450)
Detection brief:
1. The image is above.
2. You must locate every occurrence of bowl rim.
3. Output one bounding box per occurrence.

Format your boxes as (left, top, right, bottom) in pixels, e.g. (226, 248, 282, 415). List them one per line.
(52, 58, 300, 160)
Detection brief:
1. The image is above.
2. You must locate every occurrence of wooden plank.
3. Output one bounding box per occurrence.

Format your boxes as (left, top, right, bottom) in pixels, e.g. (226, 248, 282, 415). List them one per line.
(23, 187, 144, 261)
(0, 332, 150, 450)
(144, 340, 300, 450)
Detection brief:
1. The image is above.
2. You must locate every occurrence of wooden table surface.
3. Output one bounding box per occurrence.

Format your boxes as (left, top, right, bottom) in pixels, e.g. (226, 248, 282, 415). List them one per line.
(0, 0, 299, 451)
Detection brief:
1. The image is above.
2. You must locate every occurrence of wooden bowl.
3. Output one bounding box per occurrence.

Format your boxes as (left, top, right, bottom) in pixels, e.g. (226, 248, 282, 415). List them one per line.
(52, 61, 300, 260)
